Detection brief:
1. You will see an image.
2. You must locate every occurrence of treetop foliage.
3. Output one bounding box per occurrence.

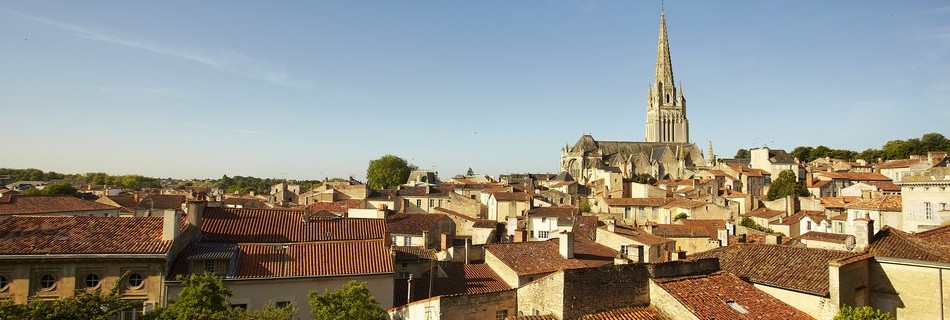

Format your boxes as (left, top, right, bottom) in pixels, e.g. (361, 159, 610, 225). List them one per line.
(0, 273, 141, 320)
(734, 148, 750, 159)
(366, 155, 414, 190)
(766, 170, 809, 201)
(833, 305, 895, 320)
(308, 281, 386, 320)
(789, 132, 949, 163)
(23, 182, 81, 197)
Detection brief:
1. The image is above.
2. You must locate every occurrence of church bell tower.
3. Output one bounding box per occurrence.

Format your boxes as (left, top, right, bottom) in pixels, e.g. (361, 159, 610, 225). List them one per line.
(645, 12, 689, 143)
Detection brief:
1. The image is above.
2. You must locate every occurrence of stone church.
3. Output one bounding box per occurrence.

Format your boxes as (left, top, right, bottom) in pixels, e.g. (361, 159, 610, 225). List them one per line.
(561, 13, 705, 184)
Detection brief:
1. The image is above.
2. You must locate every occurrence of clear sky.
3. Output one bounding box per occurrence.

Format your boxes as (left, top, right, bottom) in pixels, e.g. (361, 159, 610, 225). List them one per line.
(2, 1, 949, 180)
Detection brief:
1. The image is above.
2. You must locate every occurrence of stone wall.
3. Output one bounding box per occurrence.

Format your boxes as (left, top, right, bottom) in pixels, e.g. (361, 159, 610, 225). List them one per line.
(869, 259, 950, 319)
(648, 279, 700, 320)
(441, 289, 517, 320)
(517, 271, 565, 318)
(561, 264, 651, 319)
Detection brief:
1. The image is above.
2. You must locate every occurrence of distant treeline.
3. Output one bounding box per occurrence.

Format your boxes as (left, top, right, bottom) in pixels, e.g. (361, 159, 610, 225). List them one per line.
(0, 168, 322, 194)
(789, 133, 950, 163)
(0, 169, 161, 190)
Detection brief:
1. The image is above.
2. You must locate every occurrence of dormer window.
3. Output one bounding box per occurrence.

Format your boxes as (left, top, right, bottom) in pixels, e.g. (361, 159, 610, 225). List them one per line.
(204, 260, 216, 274)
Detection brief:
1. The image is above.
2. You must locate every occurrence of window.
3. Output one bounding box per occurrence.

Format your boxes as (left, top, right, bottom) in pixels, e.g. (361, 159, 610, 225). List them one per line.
(496, 310, 509, 320)
(397, 272, 410, 279)
(638, 207, 646, 220)
(204, 260, 216, 274)
(128, 273, 144, 289)
(84, 274, 100, 288)
(835, 222, 844, 233)
(404, 237, 411, 246)
(119, 305, 144, 320)
(538, 231, 549, 239)
(416, 199, 422, 208)
(620, 245, 629, 256)
(530, 231, 535, 238)
(403, 199, 410, 209)
(624, 207, 632, 219)
(942, 203, 948, 212)
(540, 217, 546, 223)
(429, 199, 434, 207)
(0, 275, 8, 291)
(39, 274, 56, 290)
(806, 221, 812, 231)
(926, 202, 934, 220)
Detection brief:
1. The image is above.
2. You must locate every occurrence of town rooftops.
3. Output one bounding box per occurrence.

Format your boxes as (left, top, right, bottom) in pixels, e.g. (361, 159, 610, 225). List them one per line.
(485, 238, 616, 276)
(868, 226, 950, 264)
(386, 213, 449, 235)
(765, 149, 796, 164)
(200, 207, 386, 243)
(491, 192, 533, 202)
(0, 195, 120, 216)
(799, 231, 853, 244)
(393, 262, 511, 306)
(845, 196, 902, 211)
(651, 224, 713, 239)
(746, 207, 785, 220)
(816, 172, 891, 182)
(526, 207, 579, 219)
(600, 224, 673, 246)
(690, 244, 863, 296)
(663, 199, 708, 209)
(575, 306, 663, 320)
(138, 194, 186, 210)
(0, 216, 174, 255)
(603, 197, 671, 207)
(306, 199, 364, 213)
(820, 196, 860, 209)
(875, 158, 925, 169)
(653, 272, 812, 320)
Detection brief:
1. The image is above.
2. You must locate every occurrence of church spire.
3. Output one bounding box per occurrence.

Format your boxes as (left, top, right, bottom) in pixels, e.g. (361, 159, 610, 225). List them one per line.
(654, 12, 674, 92)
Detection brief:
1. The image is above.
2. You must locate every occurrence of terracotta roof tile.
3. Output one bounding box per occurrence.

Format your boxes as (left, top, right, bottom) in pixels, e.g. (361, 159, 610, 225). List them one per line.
(817, 172, 891, 182)
(577, 306, 665, 320)
(875, 158, 925, 169)
(138, 194, 186, 210)
(652, 224, 712, 238)
(0, 195, 120, 215)
(526, 206, 579, 218)
(602, 224, 673, 246)
(386, 213, 449, 235)
(603, 198, 672, 207)
(0, 216, 172, 255)
(393, 262, 511, 306)
(679, 219, 727, 237)
(492, 192, 532, 202)
(746, 207, 785, 220)
(392, 246, 437, 260)
(868, 226, 950, 264)
(690, 244, 862, 296)
(663, 199, 708, 209)
(846, 196, 902, 211)
(505, 315, 557, 320)
(798, 231, 852, 244)
(653, 272, 813, 319)
(485, 238, 616, 276)
(201, 207, 386, 242)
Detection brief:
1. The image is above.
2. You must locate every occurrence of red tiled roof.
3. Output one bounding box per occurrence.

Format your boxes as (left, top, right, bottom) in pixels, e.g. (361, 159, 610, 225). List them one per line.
(746, 207, 785, 220)
(392, 246, 437, 260)
(0, 195, 120, 215)
(200, 207, 386, 242)
(105, 195, 138, 209)
(868, 226, 950, 264)
(653, 272, 813, 320)
(602, 224, 673, 246)
(577, 306, 663, 320)
(663, 199, 708, 209)
(846, 196, 902, 211)
(864, 181, 901, 192)
(875, 158, 925, 169)
(652, 224, 712, 239)
(485, 238, 616, 276)
(234, 241, 391, 278)
(386, 213, 449, 235)
(492, 192, 532, 202)
(690, 244, 862, 296)
(799, 231, 852, 244)
(603, 198, 671, 207)
(526, 206, 579, 218)
(138, 194, 186, 210)
(393, 262, 511, 306)
(0, 216, 173, 255)
(307, 199, 363, 213)
(680, 219, 727, 237)
(506, 315, 556, 320)
(817, 172, 891, 182)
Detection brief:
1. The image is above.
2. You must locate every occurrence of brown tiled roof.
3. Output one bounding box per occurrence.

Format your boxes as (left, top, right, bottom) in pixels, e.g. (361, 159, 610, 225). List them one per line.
(392, 246, 437, 260)
(663, 199, 708, 209)
(818, 172, 891, 182)
(868, 226, 950, 264)
(577, 306, 665, 320)
(799, 231, 852, 244)
(394, 262, 511, 306)
(485, 238, 615, 276)
(492, 192, 532, 202)
(746, 207, 785, 220)
(526, 206, 579, 218)
(690, 244, 862, 296)
(386, 213, 448, 235)
(0, 195, 120, 215)
(307, 200, 363, 213)
(723, 190, 748, 198)
(0, 216, 172, 255)
(830, 213, 848, 221)
(680, 219, 727, 237)
(573, 215, 600, 241)
(138, 194, 186, 210)
(602, 225, 673, 246)
(916, 224, 950, 244)
(398, 186, 452, 197)
(603, 198, 671, 207)
(106, 195, 138, 209)
(846, 196, 902, 211)
(875, 158, 924, 169)
(505, 315, 556, 320)
(170, 240, 392, 279)
(652, 224, 712, 239)
(811, 180, 831, 188)
(653, 272, 813, 320)
(865, 181, 901, 192)
(201, 207, 386, 242)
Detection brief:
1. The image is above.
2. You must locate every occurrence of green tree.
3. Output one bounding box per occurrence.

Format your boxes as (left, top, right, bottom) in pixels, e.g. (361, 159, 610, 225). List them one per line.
(673, 213, 689, 221)
(790, 146, 812, 162)
(246, 301, 299, 320)
(366, 155, 413, 189)
(308, 281, 385, 320)
(23, 182, 80, 197)
(833, 305, 894, 320)
(766, 170, 808, 201)
(144, 273, 241, 320)
(631, 173, 657, 185)
(734, 149, 750, 159)
(466, 167, 475, 176)
(578, 198, 592, 213)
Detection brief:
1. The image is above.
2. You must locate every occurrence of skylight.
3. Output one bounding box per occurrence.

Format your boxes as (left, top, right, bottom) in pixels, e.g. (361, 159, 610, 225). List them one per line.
(727, 300, 748, 314)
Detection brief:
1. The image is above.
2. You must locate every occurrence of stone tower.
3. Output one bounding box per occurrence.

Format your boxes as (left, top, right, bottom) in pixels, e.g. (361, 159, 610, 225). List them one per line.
(645, 12, 689, 143)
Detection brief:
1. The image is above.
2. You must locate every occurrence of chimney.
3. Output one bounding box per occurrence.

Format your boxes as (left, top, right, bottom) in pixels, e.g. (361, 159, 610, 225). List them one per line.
(377, 204, 388, 219)
(717, 228, 729, 247)
(606, 218, 616, 233)
(854, 214, 875, 249)
(559, 231, 575, 259)
(440, 232, 453, 251)
(185, 201, 206, 231)
(785, 195, 798, 216)
(738, 234, 747, 243)
(642, 223, 654, 234)
(162, 209, 180, 241)
(513, 229, 526, 243)
(806, 173, 814, 187)
(422, 231, 430, 248)
(725, 219, 735, 235)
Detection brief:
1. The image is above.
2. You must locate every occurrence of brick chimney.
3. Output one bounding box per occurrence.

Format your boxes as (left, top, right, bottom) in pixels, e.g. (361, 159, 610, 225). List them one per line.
(854, 213, 875, 250)
(162, 209, 180, 241)
(606, 218, 616, 233)
(440, 232, 453, 251)
(185, 201, 206, 232)
(559, 231, 575, 259)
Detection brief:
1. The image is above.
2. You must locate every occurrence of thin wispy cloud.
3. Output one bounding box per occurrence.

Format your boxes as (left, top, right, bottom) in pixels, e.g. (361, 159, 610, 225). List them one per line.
(0, 8, 312, 89)
(99, 86, 182, 97)
(234, 129, 271, 135)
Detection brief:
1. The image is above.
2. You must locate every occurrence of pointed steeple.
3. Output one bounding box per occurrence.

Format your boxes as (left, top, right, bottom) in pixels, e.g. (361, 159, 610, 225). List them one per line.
(654, 13, 674, 92)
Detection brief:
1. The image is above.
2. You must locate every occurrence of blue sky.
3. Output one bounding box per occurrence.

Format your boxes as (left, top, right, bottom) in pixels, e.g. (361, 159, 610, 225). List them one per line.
(1, 1, 949, 180)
